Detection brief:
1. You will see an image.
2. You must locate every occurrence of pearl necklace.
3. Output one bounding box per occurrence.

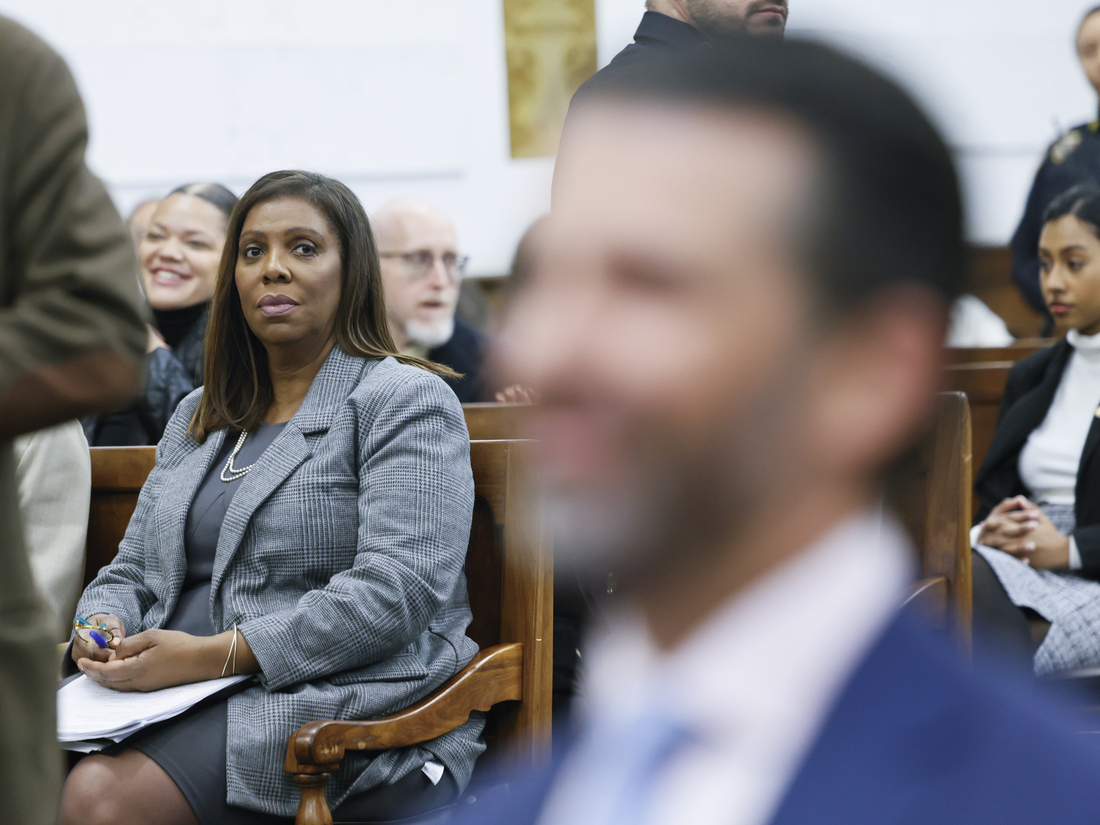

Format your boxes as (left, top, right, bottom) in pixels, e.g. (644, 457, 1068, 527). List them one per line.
(220, 430, 254, 482)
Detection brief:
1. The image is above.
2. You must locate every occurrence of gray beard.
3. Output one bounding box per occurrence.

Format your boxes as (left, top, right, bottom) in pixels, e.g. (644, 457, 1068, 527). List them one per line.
(405, 316, 455, 350)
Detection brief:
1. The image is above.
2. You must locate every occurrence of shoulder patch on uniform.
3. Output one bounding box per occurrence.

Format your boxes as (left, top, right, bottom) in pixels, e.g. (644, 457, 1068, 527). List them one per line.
(1052, 129, 1084, 164)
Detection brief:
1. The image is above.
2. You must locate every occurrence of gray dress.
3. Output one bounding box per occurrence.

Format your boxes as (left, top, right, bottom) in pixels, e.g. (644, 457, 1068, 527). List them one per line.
(128, 424, 456, 824)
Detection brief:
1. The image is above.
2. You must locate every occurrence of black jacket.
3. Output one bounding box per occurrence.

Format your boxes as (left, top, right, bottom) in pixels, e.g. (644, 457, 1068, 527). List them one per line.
(428, 316, 485, 403)
(974, 339, 1100, 577)
(1011, 116, 1100, 312)
(571, 12, 705, 103)
(84, 306, 207, 446)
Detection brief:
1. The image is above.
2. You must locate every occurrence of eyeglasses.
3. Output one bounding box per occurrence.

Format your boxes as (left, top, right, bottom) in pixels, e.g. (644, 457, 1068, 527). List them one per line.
(74, 616, 115, 649)
(379, 249, 469, 280)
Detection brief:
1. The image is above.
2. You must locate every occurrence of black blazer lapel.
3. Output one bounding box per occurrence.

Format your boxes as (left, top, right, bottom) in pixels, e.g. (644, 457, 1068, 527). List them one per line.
(980, 341, 1072, 474)
(1077, 404, 1100, 490)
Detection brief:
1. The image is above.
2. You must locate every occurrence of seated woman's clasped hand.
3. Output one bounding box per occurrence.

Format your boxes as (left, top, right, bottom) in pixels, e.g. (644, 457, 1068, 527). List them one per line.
(73, 613, 256, 692)
(977, 495, 1070, 569)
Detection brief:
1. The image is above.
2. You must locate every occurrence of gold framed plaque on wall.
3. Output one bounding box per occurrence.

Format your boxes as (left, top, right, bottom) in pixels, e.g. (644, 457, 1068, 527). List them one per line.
(503, 0, 598, 158)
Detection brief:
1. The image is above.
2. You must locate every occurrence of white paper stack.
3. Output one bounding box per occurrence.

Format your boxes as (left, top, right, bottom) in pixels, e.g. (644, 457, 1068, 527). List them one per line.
(57, 674, 251, 752)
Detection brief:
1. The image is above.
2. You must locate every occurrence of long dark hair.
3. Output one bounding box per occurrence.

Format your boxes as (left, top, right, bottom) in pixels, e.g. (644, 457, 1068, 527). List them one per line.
(189, 170, 454, 441)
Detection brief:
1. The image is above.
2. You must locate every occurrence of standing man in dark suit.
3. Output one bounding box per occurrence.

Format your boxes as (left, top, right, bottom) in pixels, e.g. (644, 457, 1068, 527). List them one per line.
(0, 14, 147, 824)
(472, 38, 1100, 825)
(557, 0, 788, 200)
(578, 0, 787, 100)
(375, 198, 485, 402)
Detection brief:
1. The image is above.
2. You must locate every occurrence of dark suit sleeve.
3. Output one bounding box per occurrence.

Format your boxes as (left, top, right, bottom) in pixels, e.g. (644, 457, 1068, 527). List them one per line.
(1010, 159, 1054, 314)
(0, 26, 146, 395)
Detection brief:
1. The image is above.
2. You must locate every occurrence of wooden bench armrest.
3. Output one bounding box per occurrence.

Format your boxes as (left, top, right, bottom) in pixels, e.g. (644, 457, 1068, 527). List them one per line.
(285, 642, 523, 772)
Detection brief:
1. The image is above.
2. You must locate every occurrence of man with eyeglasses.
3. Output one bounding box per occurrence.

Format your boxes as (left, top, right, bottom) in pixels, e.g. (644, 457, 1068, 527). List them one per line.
(374, 198, 484, 402)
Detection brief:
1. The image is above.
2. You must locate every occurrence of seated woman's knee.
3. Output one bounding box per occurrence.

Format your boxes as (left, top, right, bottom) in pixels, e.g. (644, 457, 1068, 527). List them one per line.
(61, 757, 131, 825)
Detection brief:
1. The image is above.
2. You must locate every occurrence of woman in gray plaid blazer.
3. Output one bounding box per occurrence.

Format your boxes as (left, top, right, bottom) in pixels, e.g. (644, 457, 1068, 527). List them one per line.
(63, 171, 484, 824)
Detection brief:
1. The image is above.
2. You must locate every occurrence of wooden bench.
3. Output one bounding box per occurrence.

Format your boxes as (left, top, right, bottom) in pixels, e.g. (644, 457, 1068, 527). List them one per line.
(943, 362, 1013, 490)
(945, 339, 1054, 365)
(87, 442, 553, 825)
(462, 402, 531, 441)
(890, 392, 973, 649)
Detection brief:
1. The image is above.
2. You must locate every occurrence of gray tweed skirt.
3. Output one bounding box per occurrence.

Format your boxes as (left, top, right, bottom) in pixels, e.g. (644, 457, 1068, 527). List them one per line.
(976, 503, 1100, 675)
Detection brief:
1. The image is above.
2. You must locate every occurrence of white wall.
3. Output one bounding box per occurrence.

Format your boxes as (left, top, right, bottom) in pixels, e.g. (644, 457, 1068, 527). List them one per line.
(1, 0, 554, 277)
(4, 0, 1097, 270)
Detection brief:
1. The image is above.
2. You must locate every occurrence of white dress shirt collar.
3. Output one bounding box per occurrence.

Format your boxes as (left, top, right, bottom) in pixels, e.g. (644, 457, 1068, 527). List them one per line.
(549, 508, 914, 825)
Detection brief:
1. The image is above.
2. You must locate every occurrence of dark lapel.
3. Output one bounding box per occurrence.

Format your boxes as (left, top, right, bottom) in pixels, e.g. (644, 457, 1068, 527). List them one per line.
(207, 347, 370, 613)
(767, 615, 967, 825)
(1077, 390, 1100, 486)
(980, 340, 1072, 473)
(151, 428, 225, 614)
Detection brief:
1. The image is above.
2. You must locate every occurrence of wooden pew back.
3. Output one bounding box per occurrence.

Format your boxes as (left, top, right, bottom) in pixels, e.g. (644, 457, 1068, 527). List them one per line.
(945, 339, 1054, 365)
(944, 362, 1012, 485)
(888, 392, 973, 646)
(462, 402, 532, 441)
(87, 447, 156, 588)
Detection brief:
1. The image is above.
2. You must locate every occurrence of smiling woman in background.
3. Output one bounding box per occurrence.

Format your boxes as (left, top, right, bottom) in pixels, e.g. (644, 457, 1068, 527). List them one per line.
(84, 182, 237, 446)
(974, 183, 1100, 674)
(61, 170, 481, 825)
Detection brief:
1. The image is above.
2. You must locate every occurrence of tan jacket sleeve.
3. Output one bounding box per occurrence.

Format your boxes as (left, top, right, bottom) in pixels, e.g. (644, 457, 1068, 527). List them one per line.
(0, 16, 146, 396)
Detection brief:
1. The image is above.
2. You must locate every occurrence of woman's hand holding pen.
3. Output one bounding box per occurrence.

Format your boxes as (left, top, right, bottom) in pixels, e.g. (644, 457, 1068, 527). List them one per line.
(71, 613, 125, 664)
(77, 627, 258, 692)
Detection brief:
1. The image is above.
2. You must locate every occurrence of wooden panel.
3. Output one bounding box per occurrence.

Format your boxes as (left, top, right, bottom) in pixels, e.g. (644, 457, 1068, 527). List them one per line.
(491, 440, 554, 766)
(944, 362, 1012, 478)
(924, 392, 972, 650)
(969, 245, 1045, 339)
(86, 446, 156, 587)
(90, 445, 155, 491)
(463, 403, 532, 441)
(887, 392, 973, 649)
(945, 339, 1054, 365)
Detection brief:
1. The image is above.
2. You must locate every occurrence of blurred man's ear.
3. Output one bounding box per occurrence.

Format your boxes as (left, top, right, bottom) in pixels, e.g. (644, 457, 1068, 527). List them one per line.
(802, 284, 949, 483)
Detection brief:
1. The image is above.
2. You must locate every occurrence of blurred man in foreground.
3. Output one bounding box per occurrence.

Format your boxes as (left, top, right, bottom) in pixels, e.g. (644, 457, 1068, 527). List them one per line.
(0, 15, 147, 823)
(374, 198, 485, 402)
(479, 38, 1100, 825)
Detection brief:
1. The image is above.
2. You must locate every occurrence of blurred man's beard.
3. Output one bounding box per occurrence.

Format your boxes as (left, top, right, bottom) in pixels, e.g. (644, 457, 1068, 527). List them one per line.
(544, 375, 803, 589)
(686, 0, 787, 38)
(405, 316, 455, 349)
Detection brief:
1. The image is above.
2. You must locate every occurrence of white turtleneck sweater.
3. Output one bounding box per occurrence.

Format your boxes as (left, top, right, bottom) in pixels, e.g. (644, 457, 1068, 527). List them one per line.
(1011, 328, 1100, 568)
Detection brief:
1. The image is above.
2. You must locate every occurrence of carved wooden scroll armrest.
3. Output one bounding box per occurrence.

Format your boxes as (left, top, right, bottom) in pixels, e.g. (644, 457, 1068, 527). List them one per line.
(285, 643, 524, 825)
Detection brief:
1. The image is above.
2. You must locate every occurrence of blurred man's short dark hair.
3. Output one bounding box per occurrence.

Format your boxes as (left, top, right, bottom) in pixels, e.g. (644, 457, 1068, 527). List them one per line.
(579, 37, 967, 312)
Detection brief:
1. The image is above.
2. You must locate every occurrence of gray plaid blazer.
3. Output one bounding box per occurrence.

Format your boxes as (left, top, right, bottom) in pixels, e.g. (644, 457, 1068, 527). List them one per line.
(76, 347, 484, 816)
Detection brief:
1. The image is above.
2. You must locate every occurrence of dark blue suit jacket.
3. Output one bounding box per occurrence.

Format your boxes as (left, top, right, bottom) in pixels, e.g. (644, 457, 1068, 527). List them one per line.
(458, 613, 1100, 824)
